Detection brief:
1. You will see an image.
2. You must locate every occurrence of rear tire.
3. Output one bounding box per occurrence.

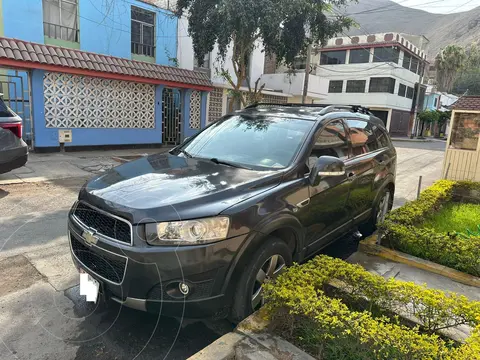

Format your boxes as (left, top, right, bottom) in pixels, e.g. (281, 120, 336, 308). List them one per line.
(229, 237, 292, 323)
(359, 187, 393, 237)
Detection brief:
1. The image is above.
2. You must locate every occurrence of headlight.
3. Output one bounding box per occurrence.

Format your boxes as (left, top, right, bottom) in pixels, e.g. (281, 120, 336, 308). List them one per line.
(145, 217, 230, 245)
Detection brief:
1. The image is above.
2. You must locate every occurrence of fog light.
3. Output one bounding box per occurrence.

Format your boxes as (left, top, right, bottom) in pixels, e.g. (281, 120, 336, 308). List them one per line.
(179, 282, 190, 295)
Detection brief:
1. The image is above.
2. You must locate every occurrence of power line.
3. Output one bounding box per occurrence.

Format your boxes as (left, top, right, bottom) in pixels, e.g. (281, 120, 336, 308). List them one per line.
(344, 0, 448, 16)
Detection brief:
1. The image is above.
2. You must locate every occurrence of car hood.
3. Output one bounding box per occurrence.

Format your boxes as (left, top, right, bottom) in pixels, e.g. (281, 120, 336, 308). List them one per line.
(80, 153, 282, 223)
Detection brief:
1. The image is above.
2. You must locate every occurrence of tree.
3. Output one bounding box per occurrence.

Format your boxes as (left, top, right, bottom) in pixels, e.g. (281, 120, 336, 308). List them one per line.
(435, 45, 467, 92)
(417, 110, 440, 137)
(452, 42, 480, 95)
(176, 0, 354, 107)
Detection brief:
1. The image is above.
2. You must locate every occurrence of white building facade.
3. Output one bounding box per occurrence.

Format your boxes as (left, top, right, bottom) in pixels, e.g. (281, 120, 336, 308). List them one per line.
(177, 16, 290, 124)
(314, 33, 429, 136)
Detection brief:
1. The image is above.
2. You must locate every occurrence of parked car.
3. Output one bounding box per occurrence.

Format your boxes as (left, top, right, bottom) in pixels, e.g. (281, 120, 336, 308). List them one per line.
(0, 96, 28, 174)
(68, 104, 396, 322)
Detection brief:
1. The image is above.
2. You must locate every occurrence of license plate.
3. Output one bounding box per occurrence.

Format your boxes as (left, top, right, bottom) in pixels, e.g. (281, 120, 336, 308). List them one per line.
(79, 269, 100, 303)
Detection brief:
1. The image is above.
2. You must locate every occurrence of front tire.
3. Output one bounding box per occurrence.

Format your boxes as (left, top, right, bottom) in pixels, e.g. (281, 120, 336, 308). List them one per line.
(359, 187, 394, 236)
(229, 237, 292, 323)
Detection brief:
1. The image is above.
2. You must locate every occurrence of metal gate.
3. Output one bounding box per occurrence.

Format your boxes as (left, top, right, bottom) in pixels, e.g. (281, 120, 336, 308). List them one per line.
(162, 88, 182, 145)
(0, 69, 32, 144)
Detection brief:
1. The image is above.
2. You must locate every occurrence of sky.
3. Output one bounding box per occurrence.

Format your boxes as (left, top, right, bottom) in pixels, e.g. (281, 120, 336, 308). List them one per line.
(392, 0, 480, 14)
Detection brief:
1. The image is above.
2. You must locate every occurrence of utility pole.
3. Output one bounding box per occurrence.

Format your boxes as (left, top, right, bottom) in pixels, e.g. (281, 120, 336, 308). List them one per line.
(302, 44, 312, 104)
(410, 82, 422, 138)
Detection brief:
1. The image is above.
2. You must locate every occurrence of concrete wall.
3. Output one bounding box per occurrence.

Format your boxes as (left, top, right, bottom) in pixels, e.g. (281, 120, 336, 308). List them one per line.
(177, 16, 194, 70)
(260, 73, 328, 99)
(79, 0, 177, 64)
(315, 60, 418, 111)
(1, 0, 177, 65)
(3, 0, 44, 42)
(31, 69, 165, 148)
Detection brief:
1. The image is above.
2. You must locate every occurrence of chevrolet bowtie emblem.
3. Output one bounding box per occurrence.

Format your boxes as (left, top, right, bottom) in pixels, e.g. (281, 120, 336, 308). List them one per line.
(82, 229, 99, 246)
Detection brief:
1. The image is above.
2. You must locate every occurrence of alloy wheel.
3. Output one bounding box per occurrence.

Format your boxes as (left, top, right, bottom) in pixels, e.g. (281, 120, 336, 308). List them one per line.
(251, 254, 286, 310)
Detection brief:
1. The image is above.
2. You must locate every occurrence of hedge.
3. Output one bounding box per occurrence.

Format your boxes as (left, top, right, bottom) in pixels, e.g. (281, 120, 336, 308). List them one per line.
(380, 180, 480, 276)
(264, 255, 480, 360)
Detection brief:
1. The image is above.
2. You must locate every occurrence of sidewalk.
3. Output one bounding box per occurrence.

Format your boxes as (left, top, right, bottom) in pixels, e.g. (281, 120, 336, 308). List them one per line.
(391, 136, 447, 143)
(0, 148, 165, 185)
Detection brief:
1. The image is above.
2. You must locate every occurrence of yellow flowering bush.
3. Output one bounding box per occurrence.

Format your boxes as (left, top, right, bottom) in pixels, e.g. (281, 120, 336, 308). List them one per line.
(380, 180, 480, 276)
(263, 255, 480, 360)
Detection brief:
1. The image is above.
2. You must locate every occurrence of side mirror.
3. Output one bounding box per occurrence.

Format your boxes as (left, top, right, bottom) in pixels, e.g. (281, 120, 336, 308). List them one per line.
(309, 156, 346, 186)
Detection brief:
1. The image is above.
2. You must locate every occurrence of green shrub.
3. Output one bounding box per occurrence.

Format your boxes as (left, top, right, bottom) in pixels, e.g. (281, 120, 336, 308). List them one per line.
(264, 255, 480, 360)
(380, 180, 480, 276)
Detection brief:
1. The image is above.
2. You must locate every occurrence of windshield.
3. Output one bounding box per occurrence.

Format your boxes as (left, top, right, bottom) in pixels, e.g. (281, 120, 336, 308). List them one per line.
(174, 115, 314, 170)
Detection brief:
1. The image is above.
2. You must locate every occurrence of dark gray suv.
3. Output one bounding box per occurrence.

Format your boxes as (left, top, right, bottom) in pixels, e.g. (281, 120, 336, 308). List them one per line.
(68, 104, 396, 321)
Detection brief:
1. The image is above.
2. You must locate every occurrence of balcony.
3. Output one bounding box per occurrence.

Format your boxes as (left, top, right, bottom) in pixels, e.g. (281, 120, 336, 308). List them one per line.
(260, 72, 328, 101)
(43, 22, 80, 49)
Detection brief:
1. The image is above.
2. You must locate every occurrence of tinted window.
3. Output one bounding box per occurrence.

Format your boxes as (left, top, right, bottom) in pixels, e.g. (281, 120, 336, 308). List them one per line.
(179, 115, 314, 170)
(320, 50, 346, 65)
(402, 53, 411, 69)
(373, 47, 399, 63)
(406, 86, 414, 99)
(346, 80, 366, 93)
(398, 84, 406, 97)
(374, 125, 390, 148)
(328, 80, 343, 93)
(410, 57, 419, 73)
(308, 120, 349, 168)
(346, 119, 379, 156)
(349, 49, 370, 64)
(369, 77, 395, 93)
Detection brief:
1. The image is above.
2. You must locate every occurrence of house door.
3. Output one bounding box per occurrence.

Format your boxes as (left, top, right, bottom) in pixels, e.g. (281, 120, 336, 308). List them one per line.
(162, 88, 182, 145)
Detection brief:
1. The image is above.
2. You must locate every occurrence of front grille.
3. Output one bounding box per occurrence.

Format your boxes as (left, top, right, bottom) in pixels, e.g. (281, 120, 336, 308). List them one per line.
(71, 234, 127, 284)
(73, 202, 131, 244)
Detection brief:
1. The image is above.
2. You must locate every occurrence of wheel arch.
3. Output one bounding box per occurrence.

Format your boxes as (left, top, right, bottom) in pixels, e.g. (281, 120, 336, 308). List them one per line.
(221, 214, 305, 296)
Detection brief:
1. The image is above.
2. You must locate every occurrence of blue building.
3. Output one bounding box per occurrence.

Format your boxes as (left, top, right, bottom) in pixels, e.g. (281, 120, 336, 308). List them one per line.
(423, 86, 441, 111)
(0, 0, 211, 150)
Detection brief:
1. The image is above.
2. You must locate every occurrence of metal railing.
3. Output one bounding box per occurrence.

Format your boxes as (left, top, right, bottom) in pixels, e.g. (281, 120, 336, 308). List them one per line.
(131, 42, 155, 58)
(44, 22, 79, 43)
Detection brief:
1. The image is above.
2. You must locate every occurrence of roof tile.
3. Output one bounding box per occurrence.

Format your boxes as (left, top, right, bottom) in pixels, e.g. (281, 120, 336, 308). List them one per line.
(0, 36, 212, 88)
(17, 42, 27, 51)
(9, 40, 19, 50)
(21, 51, 31, 62)
(37, 53, 46, 63)
(454, 96, 480, 110)
(4, 48, 14, 59)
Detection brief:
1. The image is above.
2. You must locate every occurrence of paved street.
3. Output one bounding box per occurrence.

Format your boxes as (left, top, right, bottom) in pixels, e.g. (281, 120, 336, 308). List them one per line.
(0, 140, 446, 360)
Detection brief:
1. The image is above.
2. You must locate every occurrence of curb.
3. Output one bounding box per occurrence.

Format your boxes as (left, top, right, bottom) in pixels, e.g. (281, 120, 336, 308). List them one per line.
(188, 309, 314, 360)
(359, 234, 480, 288)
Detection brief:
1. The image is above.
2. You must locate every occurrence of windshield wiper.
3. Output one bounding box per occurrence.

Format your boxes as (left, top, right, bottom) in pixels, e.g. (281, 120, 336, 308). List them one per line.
(210, 158, 253, 170)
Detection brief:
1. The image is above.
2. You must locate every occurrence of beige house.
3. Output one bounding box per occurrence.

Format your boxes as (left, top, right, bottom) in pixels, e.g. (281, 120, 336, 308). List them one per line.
(443, 96, 480, 181)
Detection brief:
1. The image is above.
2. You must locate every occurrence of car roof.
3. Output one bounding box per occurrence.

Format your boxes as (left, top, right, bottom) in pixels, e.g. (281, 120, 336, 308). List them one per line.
(238, 104, 387, 129)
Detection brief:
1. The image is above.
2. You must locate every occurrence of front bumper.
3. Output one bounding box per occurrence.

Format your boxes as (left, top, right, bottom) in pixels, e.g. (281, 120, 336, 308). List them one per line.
(68, 213, 249, 318)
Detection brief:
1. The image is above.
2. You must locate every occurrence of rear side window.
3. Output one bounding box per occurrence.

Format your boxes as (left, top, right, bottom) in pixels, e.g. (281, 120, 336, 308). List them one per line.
(374, 125, 390, 148)
(345, 119, 379, 156)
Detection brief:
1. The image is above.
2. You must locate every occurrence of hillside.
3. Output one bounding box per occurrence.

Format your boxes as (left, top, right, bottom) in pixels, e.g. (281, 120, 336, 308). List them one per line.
(342, 0, 480, 59)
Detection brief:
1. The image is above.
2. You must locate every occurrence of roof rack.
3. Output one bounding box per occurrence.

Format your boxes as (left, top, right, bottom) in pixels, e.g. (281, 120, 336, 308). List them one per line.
(319, 105, 372, 115)
(244, 103, 371, 115)
(244, 103, 325, 109)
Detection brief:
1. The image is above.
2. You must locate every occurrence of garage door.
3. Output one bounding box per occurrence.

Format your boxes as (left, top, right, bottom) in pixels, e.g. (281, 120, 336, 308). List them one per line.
(43, 72, 155, 129)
